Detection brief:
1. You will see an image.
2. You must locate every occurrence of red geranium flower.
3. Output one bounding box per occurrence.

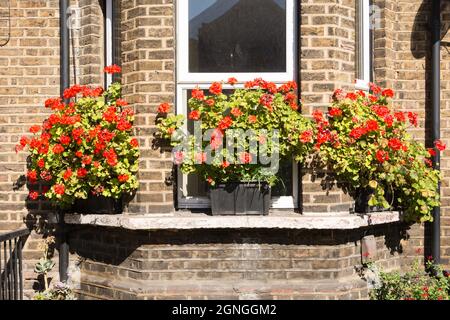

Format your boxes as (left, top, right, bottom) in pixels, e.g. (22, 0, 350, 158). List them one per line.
(222, 161, 230, 169)
(117, 119, 132, 131)
(376, 150, 389, 163)
(365, 119, 379, 132)
(259, 94, 274, 111)
(174, 151, 185, 165)
(435, 140, 446, 152)
(218, 116, 233, 131)
(116, 99, 128, 107)
(209, 82, 223, 95)
(130, 138, 139, 148)
(384, 115, 394, 127)
(205, 99, 215, 107)
(192, 88, 205, 100)
(231, 108, 243, 117)
(369, 83, 382, 95)
(53, 144, 65, 155)
(37, 158, 45, 169)
(346, 93, 358, 101)
(118, 174, 129, 183)
(227, 78, 238, 85)
(408, 112, 418, 127)
(157, 102, 170, 114)
(189, 110, 201, 120)
(63, 168, 73, 180)
(248, 115, 257, 124)
(53, 184, 65, 195)
(60, 135, 71, 145)
(300, 130, 313, 143)
(239, 152, 253, 164)
(82, 156, 92, 165)
(30, 125, 41, 134)
(28, 191, 39, 201)
(103, 106, 119, 123)
(428, 148, 437, 157)
(388, 138, 403, 151)
(19, 136, 29, 147)
(394, 112, 406, 122)
(195, 153, 207, 164)
(329, 108, 343, 117)
(382, 89, 394, 98)
(77, 168, 88, 178)
(349, 127, 367, 140)
(104, 64, 121, 74)
(27, 170, 37, 183)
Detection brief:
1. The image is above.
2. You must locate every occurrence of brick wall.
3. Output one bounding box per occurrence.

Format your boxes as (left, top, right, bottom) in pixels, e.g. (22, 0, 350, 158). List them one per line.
(69, 224, 409, 300)
(371, 0, 450, 267)
(120, 0, 175, 215)
(300, 0, 357, 213)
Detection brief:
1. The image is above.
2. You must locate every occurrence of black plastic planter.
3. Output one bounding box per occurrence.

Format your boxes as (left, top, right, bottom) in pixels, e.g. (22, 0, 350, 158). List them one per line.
(354, 187, 394, 214)
(210, 182, 271, 216)
(72, 195, 123, 214)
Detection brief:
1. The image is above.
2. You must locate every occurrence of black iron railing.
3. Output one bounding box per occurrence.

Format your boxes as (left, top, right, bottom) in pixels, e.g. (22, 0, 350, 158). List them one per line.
(0, 228, 30, 300)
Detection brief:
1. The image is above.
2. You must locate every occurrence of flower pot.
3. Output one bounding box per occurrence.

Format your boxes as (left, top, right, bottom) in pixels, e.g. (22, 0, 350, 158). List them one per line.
(354, 187, 394, 214)
(210, 182, 271, 216)
(72, 195, 123, 214)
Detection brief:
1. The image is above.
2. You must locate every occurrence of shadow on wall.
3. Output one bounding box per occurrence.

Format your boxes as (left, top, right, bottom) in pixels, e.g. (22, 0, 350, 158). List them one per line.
(411, 0, 450, 263)
(67, 225, 409, 267)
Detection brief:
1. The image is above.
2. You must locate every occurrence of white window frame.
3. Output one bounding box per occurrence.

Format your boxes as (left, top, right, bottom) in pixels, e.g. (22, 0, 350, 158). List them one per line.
(105, 0, 113, 87)
(176, 0, 298, 210)
(355, 0, 372, 91)
(176, 0, 296, 84)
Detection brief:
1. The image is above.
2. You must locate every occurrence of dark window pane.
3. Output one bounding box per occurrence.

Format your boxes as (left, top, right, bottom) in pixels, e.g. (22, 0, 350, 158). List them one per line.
(271, 159, 293, 197)
(189, 0, 287, 73)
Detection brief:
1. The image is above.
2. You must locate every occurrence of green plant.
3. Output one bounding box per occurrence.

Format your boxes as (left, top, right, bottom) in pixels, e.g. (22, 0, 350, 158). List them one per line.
(33, 236, 75, 300)
(315, 84, 443, 222)
(16, 65, 140, 208)
(34, 236, 55, 292)
(157, 78, 315, 186)
(370, 259, 450, 300)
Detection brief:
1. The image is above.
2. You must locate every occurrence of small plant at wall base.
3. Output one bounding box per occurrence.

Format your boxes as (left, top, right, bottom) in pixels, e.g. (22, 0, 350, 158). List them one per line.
(370, 258, 450, 300)
(33, 236, 75, 300)
(157, 78, 315, 215)
(16, 65, 139, 213)
(314, 83, 443, 223)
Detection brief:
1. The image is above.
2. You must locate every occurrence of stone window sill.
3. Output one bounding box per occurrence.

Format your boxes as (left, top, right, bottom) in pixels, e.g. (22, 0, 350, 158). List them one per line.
(63, 211, 401, 231)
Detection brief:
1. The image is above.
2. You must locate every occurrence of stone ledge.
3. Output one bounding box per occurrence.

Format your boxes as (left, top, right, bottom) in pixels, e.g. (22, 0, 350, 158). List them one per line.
(64, 211, 401, 231)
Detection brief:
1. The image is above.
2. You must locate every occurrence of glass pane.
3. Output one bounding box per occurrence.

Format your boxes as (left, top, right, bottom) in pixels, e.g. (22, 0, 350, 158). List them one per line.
(189, 0, 287, 73)
(271, 159, 293, 197)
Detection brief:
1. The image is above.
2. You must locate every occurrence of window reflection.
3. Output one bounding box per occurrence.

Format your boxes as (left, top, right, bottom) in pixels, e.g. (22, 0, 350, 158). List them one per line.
(189, 0, 287, 73)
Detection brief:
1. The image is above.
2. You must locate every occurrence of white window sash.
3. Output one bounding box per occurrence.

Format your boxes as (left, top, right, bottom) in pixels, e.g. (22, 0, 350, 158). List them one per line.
(105, 0, 113, 87)
(356, 0, 371, 91)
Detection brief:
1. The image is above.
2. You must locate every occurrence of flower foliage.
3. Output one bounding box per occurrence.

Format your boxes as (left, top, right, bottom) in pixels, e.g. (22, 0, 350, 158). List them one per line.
(315, 84, 442, 222)
(370, 259, 449, 301)
(17, 65, 139, 207)
(157, 79, 315, 186)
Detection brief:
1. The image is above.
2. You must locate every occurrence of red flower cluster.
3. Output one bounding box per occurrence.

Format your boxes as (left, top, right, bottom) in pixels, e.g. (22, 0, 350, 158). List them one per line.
(218, 116, 233, 131)
(192, 88, 205, 101)
(104, 64, 121, 74)
(209, 82, 222, 95)
(103, 149, 118, 167)
(260, 94, 274, 111)
(158, 102, 170, 114)
(189, 110, 200, 120)
(376, 150, 390, 163)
